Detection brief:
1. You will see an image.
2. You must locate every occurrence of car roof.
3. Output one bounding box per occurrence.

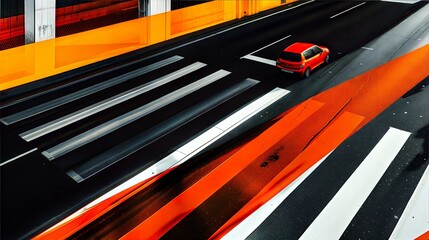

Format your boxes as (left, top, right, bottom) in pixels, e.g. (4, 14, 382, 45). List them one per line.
(284, 42, 315, 54)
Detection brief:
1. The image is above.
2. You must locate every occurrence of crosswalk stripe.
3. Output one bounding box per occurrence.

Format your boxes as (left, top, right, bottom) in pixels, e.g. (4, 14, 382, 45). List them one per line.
(0, 55, 183, 125)
(222, 151, 333, 240)
(211, 109, 363, 239)
(19, 62, 206, 142)
(51, 86, 288, 229)
(299, 127, 411, 240)
(389, 164, 429, 240)
(66, 78, 259, 182)
(120, 87, 290, 239)
(0, 55, 184, 110)
(41, 69, 230, 160)
(161, 87, 289, 172)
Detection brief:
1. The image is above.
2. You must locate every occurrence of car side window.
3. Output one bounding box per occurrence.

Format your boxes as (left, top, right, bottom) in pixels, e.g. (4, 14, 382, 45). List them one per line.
(303, 49, 316, 60)
(312, 46, 323, 55)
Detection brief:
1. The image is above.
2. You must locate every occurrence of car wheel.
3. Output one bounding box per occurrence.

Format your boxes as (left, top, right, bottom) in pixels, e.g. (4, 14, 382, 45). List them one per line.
(304, 68, 311, 78)
(325, 54, 330, 63)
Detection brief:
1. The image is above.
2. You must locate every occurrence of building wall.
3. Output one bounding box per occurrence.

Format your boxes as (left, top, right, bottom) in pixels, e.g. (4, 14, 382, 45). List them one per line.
(0, 0, 295, 91)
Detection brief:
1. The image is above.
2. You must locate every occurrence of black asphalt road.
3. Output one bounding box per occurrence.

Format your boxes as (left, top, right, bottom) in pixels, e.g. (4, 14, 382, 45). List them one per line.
(1, 1, 426, 239)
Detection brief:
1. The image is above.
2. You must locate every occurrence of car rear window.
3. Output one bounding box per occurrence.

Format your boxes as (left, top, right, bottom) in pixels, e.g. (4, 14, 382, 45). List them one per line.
(279, 52, 301, 62)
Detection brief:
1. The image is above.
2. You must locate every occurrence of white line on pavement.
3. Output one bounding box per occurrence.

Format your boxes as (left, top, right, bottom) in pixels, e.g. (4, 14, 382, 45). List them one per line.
(48, 87, 290, 230)
(243, 35, 292, 57)
(381, 0, 420, 4)
(242, 55, 276, 66)
(299, 127, 411, 240)
(222, 151, 333, 240)
(389, 164, 429, 240)
(143, 1, 315, 61)
(0, 148, 38, 167)
(330, 2, 366, 19)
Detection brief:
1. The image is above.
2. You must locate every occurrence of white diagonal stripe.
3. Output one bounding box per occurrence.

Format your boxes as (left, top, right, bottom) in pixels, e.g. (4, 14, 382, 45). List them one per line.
(0, 148, 38, 167)
(381, 0, 420, 4)
(41, 68, 228, 160)
(242, 55, 276, 66)
(20, 62, 205, 142)
(0, 56, 184, 125)
(330, 2, 366, 19)
(243, 35, 292, 56)
(389, 164, 429, 240)
(222, 151, 333, 240)
(54, 86, 290, 228)
(299, 127, 411, 240)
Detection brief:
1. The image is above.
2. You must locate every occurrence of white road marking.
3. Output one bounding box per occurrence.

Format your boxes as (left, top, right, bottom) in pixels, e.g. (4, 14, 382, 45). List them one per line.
(222, 151, 333, 240)
(41, 68, 229, 160)
(0, 56, 184, 125)
(299, 127, 411, 240)
(361, 47, 374, 51)
(330, 2, 366, 19)
(382, 0, 420, 4)
(242, 55, 276, 66)
(20, 62, 205, 142)
(389, 164, 429, 240)
(243, 35, 292, 56)
(0, 148, 38, 167)
(240, 35, 291, 66)
(138, 1, 315, 62)
(52, 87, 290, 230)
(0, 56, 184, 110)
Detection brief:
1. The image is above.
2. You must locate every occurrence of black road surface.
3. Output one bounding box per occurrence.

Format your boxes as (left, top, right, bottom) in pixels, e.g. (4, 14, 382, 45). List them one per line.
(1, 1, 427, 239)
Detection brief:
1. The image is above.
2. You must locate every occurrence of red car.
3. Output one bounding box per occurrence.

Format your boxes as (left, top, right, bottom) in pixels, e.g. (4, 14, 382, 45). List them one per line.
(276, 42, 330, 78)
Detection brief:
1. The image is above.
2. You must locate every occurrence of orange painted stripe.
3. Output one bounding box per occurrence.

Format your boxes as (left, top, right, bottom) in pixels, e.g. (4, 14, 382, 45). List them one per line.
(119, 99, 325, 240)
(33, 133, 245, 240)
(314, 45, 429, 130)
(33, 44, 429, 239)
(211, 44, 429, 238)
(416, 231, 429, 240)
(32, 173, 164, 240)
(211, 111, 364, 239)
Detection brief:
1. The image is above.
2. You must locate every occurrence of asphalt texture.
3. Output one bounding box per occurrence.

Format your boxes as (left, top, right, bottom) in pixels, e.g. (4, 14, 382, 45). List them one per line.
(1, 1, 427, 239)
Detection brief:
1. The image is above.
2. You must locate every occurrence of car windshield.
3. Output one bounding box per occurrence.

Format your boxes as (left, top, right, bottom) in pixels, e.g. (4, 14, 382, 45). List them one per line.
(279, 52, 301, 62)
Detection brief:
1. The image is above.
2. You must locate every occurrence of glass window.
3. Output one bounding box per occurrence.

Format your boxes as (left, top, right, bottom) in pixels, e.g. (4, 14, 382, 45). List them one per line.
(303, 49, 316, 60)
(312, 46, 323, 54)
(279, 52, 302, 62)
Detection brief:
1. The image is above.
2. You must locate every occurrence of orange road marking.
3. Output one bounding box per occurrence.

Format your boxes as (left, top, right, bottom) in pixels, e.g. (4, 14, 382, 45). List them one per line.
(119, 100, 325, 240)
(32, 175, 157, 240)
(33, 44, 429, 239)
(416, 231, 429, 240)
(211, 44, 429, 238)
(211, 111, 364, 239)
(32, 137, 244, 240)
